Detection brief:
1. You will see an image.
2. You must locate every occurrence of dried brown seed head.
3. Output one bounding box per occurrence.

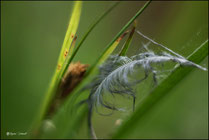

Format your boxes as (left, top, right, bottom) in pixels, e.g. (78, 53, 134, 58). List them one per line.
(47, 62, 88, 117)
(67, 61, 88, 76)
(61, 62, 89, 98)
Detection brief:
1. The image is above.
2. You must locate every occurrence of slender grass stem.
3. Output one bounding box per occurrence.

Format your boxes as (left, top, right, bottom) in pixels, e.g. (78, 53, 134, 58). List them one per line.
(119, 23, 136, 56)
(29, 2, 82, 137)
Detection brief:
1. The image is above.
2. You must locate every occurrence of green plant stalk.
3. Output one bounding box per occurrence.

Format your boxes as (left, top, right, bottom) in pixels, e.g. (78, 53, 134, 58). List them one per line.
(119, 23, 136, 56)
(59, 2, 82, 64)
(112, 40, 208, 139)
(29, 1, 82, 136)
(58, 36, 77, 84)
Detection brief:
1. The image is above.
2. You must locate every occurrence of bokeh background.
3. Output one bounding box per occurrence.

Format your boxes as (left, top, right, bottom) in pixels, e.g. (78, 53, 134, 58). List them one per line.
(1, 1, 208, 139)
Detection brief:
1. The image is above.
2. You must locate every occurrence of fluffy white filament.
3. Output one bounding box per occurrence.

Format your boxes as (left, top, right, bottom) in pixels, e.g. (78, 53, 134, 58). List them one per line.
(92, 52, 207, 107)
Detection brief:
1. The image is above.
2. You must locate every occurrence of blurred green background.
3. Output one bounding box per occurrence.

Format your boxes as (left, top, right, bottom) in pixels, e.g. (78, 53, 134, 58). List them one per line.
(1, 1, 208, 139)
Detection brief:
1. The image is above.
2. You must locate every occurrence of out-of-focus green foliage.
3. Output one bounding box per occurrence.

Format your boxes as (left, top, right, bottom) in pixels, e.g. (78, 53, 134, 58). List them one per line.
(1, 1, 208, 139)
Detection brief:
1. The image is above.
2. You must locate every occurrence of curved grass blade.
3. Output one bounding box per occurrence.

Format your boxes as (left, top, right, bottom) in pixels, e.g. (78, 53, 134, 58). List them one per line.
(58, 35, 77, 83)
(119, 22, 136, 56)
(98, 31, 129, 64)
(60, 1, 82, 64)
(29, 1, 82, 137)
(112, 40, 208, 139)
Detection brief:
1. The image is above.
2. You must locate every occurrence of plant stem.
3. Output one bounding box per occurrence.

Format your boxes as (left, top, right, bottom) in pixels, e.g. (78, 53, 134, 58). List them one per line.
(29, 2, 82, 137)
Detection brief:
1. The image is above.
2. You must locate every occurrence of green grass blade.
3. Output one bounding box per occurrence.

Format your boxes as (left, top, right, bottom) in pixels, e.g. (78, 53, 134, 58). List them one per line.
(119, 22, 136, 56)
(59, 1, 82, 65)
(98, 31, 129, 64)
(29, 2, 82, 137)
(60, 2, 120, 80)
(59, 36, 77, 82)
(112, 40, 208, 139)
